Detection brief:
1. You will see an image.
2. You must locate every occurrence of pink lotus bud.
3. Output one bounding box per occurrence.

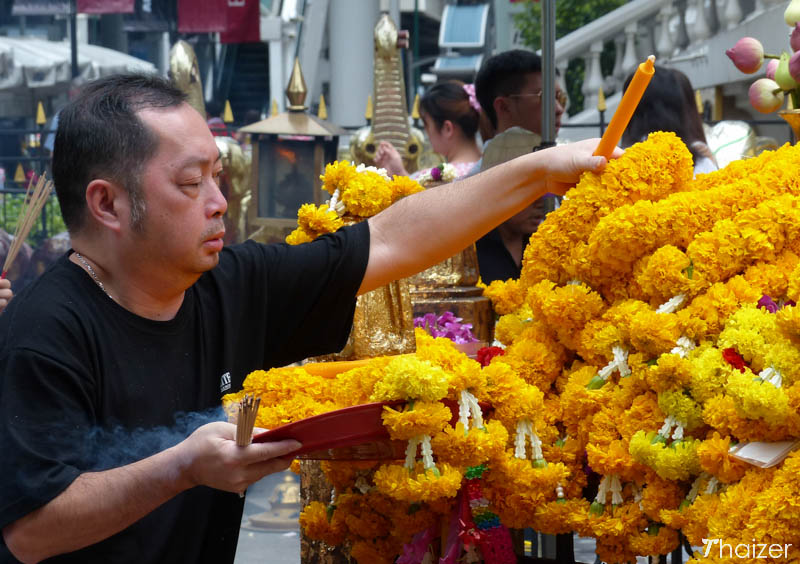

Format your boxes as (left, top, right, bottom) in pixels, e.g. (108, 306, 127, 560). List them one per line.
(766, 59, 779, 79)
(792, 23, 800, 52)
(790, 51, 800, 82)
(749, 78, 784, 113)
(786, 0, 800, 26)
(726, 38, 765, 74)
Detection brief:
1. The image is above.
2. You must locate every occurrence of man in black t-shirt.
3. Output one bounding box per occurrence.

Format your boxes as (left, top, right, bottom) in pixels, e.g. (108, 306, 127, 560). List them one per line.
(0, 74, 617, 563)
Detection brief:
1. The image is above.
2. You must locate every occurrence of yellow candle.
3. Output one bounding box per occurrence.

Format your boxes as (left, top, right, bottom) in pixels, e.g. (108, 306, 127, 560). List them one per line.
(594, 55, 656, 159)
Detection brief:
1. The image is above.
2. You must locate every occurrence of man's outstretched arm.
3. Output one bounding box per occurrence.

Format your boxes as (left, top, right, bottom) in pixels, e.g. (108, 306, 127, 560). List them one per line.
(3, 422, 299, 563)
(360, 139, 620, 294)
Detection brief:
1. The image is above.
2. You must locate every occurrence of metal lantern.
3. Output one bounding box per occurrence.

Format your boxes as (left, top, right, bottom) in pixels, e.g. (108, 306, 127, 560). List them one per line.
(240, 58, 345, 242)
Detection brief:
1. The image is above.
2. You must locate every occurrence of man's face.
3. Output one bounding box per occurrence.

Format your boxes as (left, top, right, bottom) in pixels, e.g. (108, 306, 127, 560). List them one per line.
(502, 72, 565, 135)
(506, 197, 549, 235)
(131, 103, 227, 278)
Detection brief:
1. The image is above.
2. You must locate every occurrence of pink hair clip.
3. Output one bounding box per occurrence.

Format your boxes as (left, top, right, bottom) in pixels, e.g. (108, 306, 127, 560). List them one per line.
(463, 83, 481, 112)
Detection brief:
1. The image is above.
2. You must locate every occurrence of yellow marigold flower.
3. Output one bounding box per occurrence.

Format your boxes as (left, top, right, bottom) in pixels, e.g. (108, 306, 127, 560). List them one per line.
(447, 358, 486, 397)
(639, 475, 684, 521)
(490, 454, 570, 494)
(370, 356, 450, 402)
(633, 245, 704, 305)
(320, 160, 358, 195)
(331, 357, 392, 407)
(776, 304, 800, 346)
(628, 526, 680, 559)
(296, 202, 343, 235)
(346, 169, 395, 216)
(717, 305, 776, 371)
(696, 432, 747, 484)
(658, 390, 704, 431)
(482, 278, 524, 315)
(299, 501, 347, 546)
(320, 460, 377, 491)
(431, 419, 508, 468)
(526, 280, 607, 350)
(413, 328, 469, 372)
(285, 227, 313, 245)
(493, 306, 532, 346)
(499, 322, 567, 389)
(646, 354, 693, 393)
(727, 371, 790, 426)
(388, 174, 424, 199)
(560, 364, 611, 440)
(617, 391, 663, 441)
(577, 319, 623, 366)
(586, 439, 639, 477)
(373, 462, 462, 503)
(531, 499, 590, 535)
(629, 430, 700, 481)
(490, 374, 544, 428)
(381, 400, 452, 440)
(687, 344, 731, 403)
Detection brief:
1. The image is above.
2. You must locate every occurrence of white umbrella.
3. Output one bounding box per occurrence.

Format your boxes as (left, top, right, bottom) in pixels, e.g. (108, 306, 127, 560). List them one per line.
(0, 37, 156, 117)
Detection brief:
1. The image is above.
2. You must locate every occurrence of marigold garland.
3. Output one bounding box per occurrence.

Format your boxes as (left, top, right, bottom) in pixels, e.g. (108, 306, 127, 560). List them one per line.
(234, 135, 800, 563)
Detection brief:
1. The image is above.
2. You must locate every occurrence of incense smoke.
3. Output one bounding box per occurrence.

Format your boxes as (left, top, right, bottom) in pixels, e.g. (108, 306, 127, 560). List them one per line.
(84, 407, 228, 470)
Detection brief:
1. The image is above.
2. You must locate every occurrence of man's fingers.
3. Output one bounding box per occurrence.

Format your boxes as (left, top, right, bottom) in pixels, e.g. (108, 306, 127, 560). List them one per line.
(240, 439, 301, 463)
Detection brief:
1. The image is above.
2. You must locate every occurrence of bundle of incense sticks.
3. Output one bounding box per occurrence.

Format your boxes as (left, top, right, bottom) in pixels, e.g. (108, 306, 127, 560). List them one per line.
(235, 394, 261, 447)
(2, 174, 53, 279)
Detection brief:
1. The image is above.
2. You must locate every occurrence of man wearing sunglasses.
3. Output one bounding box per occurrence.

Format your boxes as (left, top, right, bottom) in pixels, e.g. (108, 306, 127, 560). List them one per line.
(476, 49, 566, 143)
(471, 50, 568, 284)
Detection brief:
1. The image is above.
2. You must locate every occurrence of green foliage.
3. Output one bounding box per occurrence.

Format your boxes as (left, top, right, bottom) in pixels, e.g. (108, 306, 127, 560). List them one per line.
(1, 193, 67, 248)
(513, 0, 627, 115)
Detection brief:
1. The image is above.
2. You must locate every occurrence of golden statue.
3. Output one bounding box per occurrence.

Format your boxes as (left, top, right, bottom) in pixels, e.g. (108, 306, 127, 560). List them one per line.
(349, 13, 424, 172)
(168, 40, 252, 244)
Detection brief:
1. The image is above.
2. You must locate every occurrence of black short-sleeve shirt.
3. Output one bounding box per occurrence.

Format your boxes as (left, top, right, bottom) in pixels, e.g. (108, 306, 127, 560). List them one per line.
(0, 222, 369, 564)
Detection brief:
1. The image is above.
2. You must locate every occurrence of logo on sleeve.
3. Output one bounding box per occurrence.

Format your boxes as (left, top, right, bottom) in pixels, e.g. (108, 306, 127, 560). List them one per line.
(220, 371, 232, 393)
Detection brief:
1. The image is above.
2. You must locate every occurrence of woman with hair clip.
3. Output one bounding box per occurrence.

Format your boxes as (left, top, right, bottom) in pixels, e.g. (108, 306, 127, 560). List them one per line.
(375, 80, 491, 181)
(621, 66, 718, 175)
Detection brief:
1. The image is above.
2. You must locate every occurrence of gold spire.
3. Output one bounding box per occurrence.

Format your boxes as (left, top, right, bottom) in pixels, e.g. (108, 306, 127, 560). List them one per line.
(318, 94, 328, 120)
(14, 163, 25, 183)
(36, 101, 46, 125)
(270, 99, 279, 116)
(286, 57, 308, 111)
(365, 94, 373, 121)
(596, 88, 606, 112)
(223, 100, 234, 122)
(695, 90, 703, 114)
(411, 93, 420, 120)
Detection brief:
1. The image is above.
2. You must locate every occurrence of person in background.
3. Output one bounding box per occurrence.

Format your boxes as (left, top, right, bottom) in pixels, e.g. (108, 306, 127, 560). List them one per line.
(472, 50, 568, 283)
(621, 66, 718, 175)
(0, 73, 619, 564)
(0, 279, 11, 314)
(206, 99, 232, 138)
(374, 80, 489, 180)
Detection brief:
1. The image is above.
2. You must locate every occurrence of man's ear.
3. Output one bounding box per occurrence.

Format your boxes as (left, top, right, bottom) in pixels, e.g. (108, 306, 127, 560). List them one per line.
(493, 97, 510, 123)
(85, 179, 124, 233)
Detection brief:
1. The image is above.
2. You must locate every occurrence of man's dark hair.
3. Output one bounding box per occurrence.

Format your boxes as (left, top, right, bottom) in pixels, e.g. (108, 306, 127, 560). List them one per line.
(52, 73, 187, 233)
(475, 50, 542, 130)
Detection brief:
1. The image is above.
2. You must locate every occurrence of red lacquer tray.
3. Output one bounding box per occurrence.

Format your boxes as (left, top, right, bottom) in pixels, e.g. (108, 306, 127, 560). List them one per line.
(252, 401, 406, 460)
(251, 399, 491, 461)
